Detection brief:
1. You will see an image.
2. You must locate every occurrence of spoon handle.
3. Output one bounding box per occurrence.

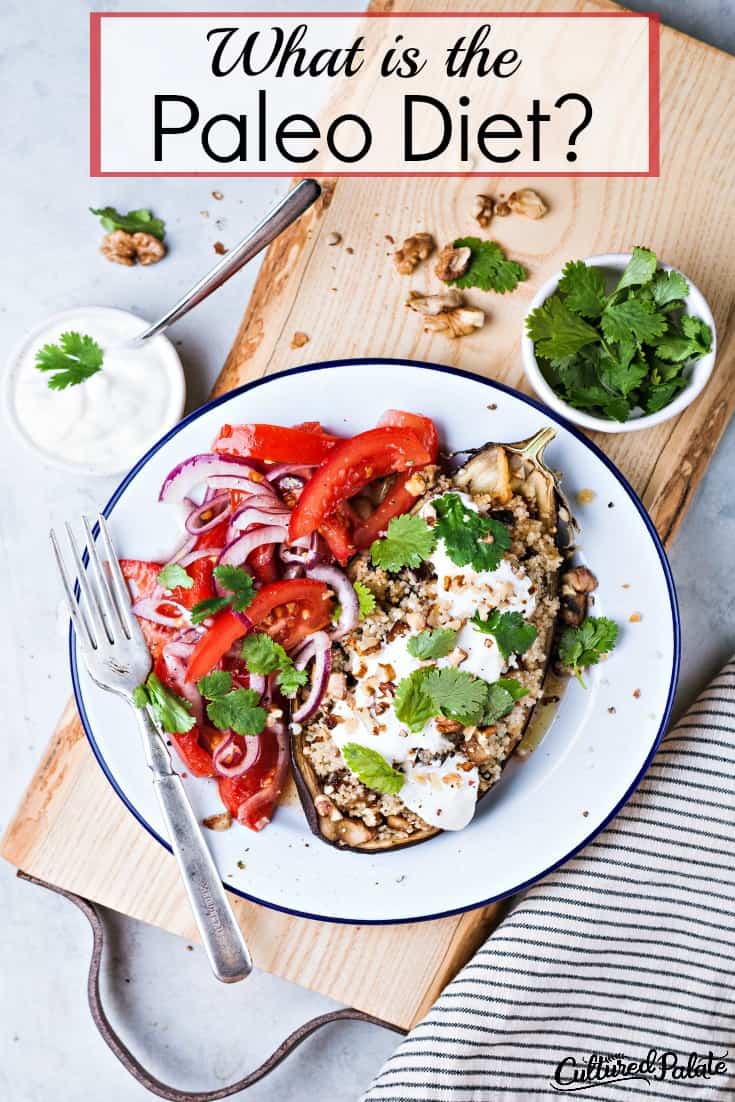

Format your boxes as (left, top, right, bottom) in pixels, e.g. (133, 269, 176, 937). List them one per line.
(130, 179, 321, 346)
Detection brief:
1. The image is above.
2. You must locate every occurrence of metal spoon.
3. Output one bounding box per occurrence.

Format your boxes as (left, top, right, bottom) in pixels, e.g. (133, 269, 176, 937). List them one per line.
(126, 178, 321, 348)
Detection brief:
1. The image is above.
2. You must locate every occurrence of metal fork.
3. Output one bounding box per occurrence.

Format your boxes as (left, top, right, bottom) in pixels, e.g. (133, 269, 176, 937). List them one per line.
(51, 515, 253, 984)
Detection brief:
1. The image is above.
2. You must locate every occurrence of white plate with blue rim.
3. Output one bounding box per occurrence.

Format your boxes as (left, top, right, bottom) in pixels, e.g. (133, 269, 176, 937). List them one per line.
(71, 359, 679, 924)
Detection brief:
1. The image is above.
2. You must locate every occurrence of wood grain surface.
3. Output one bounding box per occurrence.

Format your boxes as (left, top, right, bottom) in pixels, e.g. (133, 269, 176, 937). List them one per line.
(3, 0, 734, 1029)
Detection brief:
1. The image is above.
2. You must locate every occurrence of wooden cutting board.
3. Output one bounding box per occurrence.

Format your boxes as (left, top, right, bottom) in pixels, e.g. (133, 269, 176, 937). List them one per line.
(3, 0, 735, 1030)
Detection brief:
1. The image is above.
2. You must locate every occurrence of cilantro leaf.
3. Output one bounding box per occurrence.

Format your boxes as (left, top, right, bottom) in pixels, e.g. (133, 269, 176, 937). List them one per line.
(354, 580, 376, 619)
(241, 633, 289, 675)
(557, 260, 608, 318)
(157, 563, 193, 591)
(615, 246, 657, 292)
(277, 665, 309, 697)
(471, 610, 537, 659)
(212, 564, 256, 612)
(197, 670, 232, 700)
(558, 616, 619, 687)
(451, 238, 527, 294)
(134, 673, 195, 734)
(433, 493, 511, 573)
(681, 314, 713, 354)
(341, 743, 405, 795)
(240, 632, 307, 699)
(190, 596, 232, 624)
(90, 206, 166, 240)
(526, 296, 600, 359)
(206, 687, 267, 736)
(132, 685, 149, 709)
(655, 336, 697, 363)
(597, 349, 649, 399)
(370, 514, 437, 574)
(394, 669, 436, 733)
(652, 269, 688, 307)
(483, 678, 528, 723)
(35, 331, 104, 390)
(407, 628, 458, 661)
(423, 667, 488, 725)
(601, 299, 667, 346)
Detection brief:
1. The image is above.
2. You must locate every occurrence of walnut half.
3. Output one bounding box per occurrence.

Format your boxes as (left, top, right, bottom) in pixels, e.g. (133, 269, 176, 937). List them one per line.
(394, 232, 435, 275)
(503, 188, 548, 220)
(435, 244, 471, 282)
(100, 229, 166, 266)
(406, 290, 485, 339)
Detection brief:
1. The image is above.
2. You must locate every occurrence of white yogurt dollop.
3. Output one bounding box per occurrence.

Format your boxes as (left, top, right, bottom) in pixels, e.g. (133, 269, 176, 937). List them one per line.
(9, 307, 184, 476)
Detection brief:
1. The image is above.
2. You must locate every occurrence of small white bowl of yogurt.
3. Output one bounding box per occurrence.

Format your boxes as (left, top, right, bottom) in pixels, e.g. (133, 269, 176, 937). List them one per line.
(6, 306, 186, 477)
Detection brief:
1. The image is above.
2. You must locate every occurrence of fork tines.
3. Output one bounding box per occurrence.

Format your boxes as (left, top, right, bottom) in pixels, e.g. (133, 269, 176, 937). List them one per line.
(51, 515, 134, 651)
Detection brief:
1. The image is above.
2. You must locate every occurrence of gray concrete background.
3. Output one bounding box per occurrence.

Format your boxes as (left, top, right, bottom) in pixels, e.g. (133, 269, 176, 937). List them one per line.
(1, 2, 733, 1099)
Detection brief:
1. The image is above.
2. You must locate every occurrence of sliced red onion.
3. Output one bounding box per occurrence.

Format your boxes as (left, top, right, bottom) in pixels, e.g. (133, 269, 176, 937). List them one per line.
(279, 533, 318, 565)
(178, 546, 224, 567)
(206, 474, 273, 495)
(167, 533, 198, 565)
(292, 631, 332, 723)
(185, 492, 231, 535)
(232, 506, 289, 531)
(161, 648, 204, 726)
(132, 596, 189, 628)
(306, 565, 359, 638)
(159, 454, 267, 503)
(235, 718, 289, 830)
(218, 527, 287, 568)
(213, 732, 261, 777)
(248, 672, 266, 697)
(265, 463, 315, 482)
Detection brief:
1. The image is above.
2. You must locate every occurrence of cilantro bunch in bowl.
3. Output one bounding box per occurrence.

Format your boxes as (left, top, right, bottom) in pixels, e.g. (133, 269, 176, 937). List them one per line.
(521, 249, 716, 433)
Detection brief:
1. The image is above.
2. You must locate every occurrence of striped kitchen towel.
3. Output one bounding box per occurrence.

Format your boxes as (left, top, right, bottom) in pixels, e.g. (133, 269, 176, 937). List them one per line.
(362, 658, 735, 1101)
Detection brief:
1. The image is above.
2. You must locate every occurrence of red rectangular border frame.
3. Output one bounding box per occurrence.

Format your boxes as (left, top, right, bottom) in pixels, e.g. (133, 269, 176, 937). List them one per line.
(89, 10, 661, 178)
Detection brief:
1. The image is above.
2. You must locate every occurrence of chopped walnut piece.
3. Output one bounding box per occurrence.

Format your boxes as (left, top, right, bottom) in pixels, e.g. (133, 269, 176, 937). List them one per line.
(472, 194, 494, 228)
(435, 243, 472, 282)
(494, 198, 512, 217)
(326, 231, 342, 246)
(506, 188, 548, 219)
(394, 232, 435, 275)
(213, 241, 228, 255)
(406, 290, 485, 339)
(100, 230, 136, 266)
(212, 190, 224, 200)
(132, 232, 166, 265)
(291, 331, 310, 349)
(202, 812, 232, 831)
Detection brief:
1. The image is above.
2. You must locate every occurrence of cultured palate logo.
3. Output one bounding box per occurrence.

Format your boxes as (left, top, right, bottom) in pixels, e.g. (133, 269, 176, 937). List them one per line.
(550, 1049, 729, 1092)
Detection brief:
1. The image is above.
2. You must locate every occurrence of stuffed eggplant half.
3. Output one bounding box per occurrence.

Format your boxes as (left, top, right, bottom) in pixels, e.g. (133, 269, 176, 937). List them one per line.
(291, 428, 574, 852)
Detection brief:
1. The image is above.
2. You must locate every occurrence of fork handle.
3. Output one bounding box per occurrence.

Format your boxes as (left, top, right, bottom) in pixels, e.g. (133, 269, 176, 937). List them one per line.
(134, 705, 253, 983)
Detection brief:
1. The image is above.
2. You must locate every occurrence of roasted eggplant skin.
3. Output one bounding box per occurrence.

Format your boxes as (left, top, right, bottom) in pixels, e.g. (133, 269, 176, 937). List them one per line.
(291, 427, 575, 853)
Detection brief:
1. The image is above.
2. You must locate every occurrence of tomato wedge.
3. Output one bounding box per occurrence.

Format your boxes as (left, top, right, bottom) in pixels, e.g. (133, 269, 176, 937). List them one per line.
(288, 427, 431, 543)
(213, 423, 341, 464)
(217, 720, 289, 831)
(185, 579, 332, 683)
(152, 654, 216, 778)
(353, 411, 440, 549)
(120, 559, 176, 660)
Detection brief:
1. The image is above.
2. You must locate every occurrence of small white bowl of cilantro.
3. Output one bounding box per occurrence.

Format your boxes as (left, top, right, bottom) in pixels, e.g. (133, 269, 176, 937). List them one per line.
(521, 249, 716, 433)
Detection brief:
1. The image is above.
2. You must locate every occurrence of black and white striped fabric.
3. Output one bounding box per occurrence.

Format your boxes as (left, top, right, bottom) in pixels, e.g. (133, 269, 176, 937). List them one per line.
(362, 659, 735, 1101)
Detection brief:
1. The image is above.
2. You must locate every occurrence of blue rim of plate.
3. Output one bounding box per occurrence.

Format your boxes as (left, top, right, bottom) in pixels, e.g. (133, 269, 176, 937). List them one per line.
(70, 358, 681, 926)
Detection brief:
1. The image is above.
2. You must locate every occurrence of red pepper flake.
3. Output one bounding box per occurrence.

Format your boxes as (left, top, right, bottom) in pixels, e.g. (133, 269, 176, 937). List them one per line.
(291, 331, 310, 349)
